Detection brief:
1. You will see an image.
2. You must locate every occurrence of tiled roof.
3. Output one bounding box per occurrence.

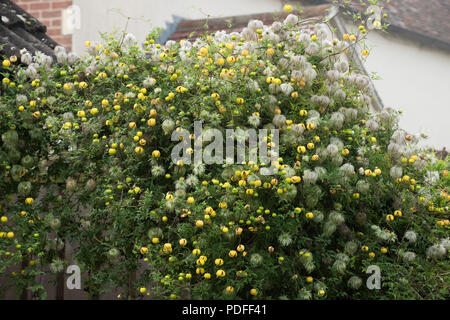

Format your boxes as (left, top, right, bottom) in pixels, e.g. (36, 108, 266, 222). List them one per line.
(355, 0, 449, 44)
(0, 0, 58, 58)
(168, 0, 450, 49)
(168, 4, 331, 42)
(314, 0, 450, 48)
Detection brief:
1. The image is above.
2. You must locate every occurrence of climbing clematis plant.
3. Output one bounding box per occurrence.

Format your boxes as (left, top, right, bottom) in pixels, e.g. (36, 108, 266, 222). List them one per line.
(0, 9, 448, 300)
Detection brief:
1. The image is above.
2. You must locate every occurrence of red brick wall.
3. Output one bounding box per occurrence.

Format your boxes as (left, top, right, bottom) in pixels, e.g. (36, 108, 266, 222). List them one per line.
(13, 0, 73, 51)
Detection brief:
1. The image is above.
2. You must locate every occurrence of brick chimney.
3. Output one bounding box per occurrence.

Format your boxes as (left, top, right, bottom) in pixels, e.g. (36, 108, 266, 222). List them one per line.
(13, 0, 73, 51)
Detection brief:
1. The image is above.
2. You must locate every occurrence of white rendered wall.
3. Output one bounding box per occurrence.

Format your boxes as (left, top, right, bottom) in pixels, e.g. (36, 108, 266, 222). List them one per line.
(363, 30, 450, 150)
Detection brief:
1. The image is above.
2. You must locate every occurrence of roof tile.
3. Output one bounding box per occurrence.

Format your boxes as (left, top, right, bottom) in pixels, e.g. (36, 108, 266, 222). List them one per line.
(0, 0, 58, 58)
(341, 0, 450, 45)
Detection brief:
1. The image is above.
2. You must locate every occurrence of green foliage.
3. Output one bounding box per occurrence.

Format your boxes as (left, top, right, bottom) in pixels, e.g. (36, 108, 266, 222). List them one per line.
(0, 13, 448, 300)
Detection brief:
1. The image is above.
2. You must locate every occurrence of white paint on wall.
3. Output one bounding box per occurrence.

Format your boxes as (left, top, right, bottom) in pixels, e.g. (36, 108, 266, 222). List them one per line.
(62, 5, 82, 35)
(73, 0, 281, 53)
(363, 30, 450, 150)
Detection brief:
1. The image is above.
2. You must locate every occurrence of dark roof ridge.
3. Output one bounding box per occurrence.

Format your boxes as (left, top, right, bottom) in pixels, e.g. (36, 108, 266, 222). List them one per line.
(0, 0, 59, 58)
